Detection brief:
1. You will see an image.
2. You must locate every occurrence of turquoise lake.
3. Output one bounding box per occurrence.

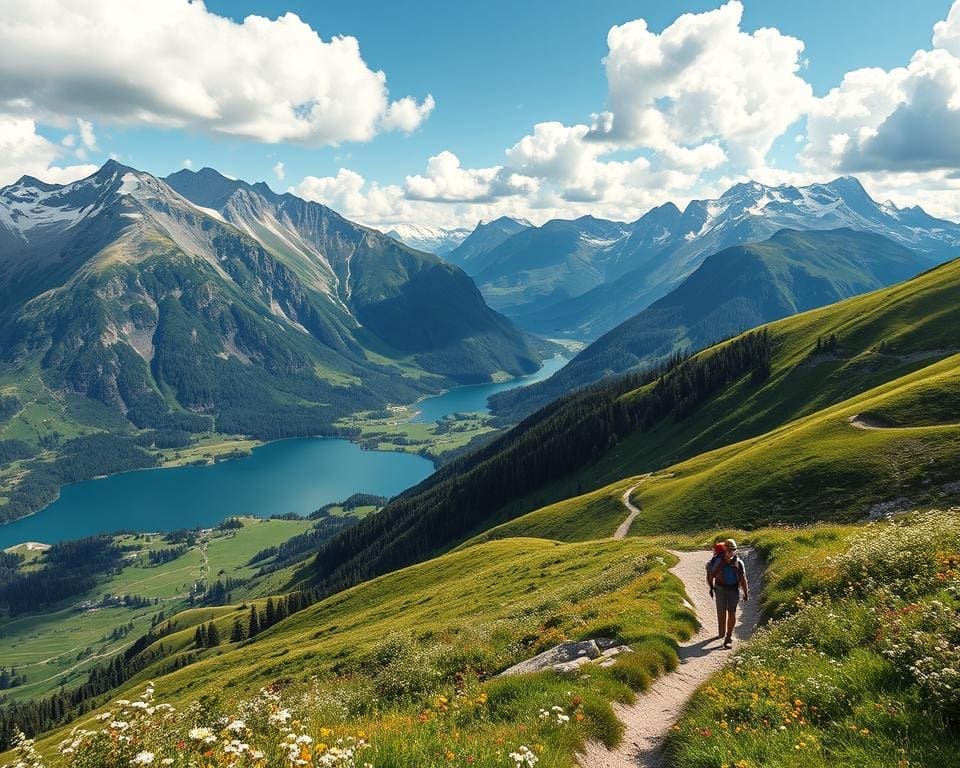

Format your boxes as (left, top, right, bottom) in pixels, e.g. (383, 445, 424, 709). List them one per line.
(0, 355, 568, 548)
(411, 354, 568, 422)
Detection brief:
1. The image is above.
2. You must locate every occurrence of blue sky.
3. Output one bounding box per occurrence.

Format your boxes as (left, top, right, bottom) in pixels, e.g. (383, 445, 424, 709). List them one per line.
(190, 0, 951, 185)
(2, 1, 960, 228)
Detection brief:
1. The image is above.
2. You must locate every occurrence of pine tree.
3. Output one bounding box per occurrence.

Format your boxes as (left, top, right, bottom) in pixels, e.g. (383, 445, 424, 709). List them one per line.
(205, 621, 220, 648)
(247, 605, 260, 637)
(230, 617, 244, 643)
(265, 597, 276, 627)
(194, 624, 206, 649)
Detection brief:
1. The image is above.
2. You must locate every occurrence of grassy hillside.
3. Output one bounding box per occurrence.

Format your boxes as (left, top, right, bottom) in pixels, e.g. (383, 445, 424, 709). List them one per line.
(308, 258, 960, 598)
(8, 537, 701, 767)
(670, 511, 960, 768)
(476, 348, 960, 545)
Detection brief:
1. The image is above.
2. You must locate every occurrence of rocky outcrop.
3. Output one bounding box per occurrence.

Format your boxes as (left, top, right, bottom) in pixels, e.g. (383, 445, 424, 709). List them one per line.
(497, 638, 633, 677)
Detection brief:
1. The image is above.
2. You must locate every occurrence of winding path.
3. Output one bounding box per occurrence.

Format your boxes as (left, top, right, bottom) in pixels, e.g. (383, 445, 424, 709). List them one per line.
(612, 481, 645, 540)
(848, 413, 960, 431)
(580, 487, 763, 768)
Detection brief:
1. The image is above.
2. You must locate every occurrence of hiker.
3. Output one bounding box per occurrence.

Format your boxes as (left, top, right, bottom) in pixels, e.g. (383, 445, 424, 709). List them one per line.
(710, 538, 748, 649)
(705, 541, 725, 596)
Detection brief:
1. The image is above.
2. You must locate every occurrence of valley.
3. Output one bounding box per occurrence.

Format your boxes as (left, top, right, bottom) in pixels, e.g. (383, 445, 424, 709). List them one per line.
(0, 354, 567, 549)
(5, 4, 960, 767)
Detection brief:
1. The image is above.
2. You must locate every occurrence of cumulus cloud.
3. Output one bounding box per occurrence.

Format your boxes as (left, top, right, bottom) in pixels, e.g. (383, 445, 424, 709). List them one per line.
(0, 0, 433, 145)
(0, 115, 98, 186)
(933, 1, 960, 56)
(273, 161, 285, 181)
(590, 1, 812, 166)
(382, 94, 436, 133)
(795, 0, 960, 217)
(837, 50, 960, 173)
(405, 152, 503, 202)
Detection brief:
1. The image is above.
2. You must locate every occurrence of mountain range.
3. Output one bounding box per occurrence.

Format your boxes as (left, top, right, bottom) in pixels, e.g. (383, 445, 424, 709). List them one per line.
(489, 226, 929, 420)
(0, 161, 544, 521)
(453, 177, 960, 339)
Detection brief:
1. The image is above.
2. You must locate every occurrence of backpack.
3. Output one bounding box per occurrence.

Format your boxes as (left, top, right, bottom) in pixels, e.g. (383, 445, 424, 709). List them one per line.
(706, 552, 723, 578)
(716, 556, 744, 588)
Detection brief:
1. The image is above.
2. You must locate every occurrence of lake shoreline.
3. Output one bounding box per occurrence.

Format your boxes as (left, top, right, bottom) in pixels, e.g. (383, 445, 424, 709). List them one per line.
(0, 355, 568, 549)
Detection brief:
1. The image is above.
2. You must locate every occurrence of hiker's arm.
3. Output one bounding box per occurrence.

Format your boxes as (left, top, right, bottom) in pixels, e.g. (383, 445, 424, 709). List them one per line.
(739, 565, 749, 600)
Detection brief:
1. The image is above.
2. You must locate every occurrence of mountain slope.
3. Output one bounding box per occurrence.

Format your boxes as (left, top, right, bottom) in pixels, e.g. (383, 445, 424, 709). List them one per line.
(164, 167, 541, 382)
(309, 255, 960, 595)
(482, 177, 960, 338)
(443, 215, 531, 268)
(491, 227, 926, 420)
(481, 349, 960, 546)
(0, 162, 542, 523)
(467, 215, 631, 317)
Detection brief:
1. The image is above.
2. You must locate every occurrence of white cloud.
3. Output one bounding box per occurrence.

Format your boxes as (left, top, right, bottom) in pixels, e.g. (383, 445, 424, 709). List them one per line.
(382, 94, 436, 133)
(405, 152, 502, 202)
(182, 158, 193, 169)
(0, 115, 97, 186)
(273, 161, 285, 181)
(590, 1, 812, 167)
(795, 0, 960, 218)
(933, 0, 960, 57)
(0, 0, 433, 146)
(77, 118, 97, 150)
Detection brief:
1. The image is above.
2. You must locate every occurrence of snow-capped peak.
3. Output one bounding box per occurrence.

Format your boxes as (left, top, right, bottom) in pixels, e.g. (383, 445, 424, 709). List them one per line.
(384, 223, 471, 255)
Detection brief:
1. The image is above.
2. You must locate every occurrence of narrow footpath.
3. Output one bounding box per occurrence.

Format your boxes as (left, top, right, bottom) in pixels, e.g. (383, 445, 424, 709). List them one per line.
(581, 485, 763, 768)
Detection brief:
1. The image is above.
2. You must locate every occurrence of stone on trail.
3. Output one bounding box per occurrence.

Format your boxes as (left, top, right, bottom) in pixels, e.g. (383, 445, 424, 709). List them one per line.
(497, 638, 632, 677)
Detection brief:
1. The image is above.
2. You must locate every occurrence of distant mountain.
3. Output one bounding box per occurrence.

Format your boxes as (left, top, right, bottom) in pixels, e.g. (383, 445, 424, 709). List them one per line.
(465, 215, 631, 317)
(467, 177, 960, 338)
(444, 216, 532, 268)
(383, 223, 471, 255)
(0, 162, 543, 521)
(490, 228, 928, 420)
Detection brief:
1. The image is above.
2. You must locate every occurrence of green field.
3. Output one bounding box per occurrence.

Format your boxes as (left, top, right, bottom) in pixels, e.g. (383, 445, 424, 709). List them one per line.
(336, 406, 498, 464)
(0, 518, 312, 701)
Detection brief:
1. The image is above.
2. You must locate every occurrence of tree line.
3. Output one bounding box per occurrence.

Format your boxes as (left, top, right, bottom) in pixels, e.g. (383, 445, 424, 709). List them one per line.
(0, 536, 125, 616)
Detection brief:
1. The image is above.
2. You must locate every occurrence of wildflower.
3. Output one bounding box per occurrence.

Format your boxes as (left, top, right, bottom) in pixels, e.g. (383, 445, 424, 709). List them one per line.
(226, 719, 246, 733)
(508, 745, 539, 767)
(131, 751, 155, 765)
(189, 727, 213, 741)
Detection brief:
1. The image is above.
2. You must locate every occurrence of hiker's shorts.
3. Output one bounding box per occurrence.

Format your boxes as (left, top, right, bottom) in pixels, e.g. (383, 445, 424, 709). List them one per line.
(715, 586, 740, 612)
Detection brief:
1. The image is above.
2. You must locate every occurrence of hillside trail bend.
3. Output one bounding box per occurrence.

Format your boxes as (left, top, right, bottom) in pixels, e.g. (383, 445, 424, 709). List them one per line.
(581, 480, 764, 768)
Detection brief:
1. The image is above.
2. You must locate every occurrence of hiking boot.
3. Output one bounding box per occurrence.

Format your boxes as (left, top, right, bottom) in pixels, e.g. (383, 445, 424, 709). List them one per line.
(723, 635, 733, 649)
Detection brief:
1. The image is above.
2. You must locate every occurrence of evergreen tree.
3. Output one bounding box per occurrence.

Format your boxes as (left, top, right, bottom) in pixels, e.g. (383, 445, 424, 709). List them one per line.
(230, 617, 244, 643)
(205, 621, 220, 648)
(265, 597, 276, 627)
(247, 605, 260, 637)
(194, 624, 205, 649)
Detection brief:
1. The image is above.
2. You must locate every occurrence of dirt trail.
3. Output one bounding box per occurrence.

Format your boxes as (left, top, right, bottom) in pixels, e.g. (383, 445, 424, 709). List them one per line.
(580, 495, 763, 768)
(612, 481, 645, 540)
(847, 413, 960, 430)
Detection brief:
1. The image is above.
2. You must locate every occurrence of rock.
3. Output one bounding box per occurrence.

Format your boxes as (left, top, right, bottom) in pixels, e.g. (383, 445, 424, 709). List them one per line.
(600, 645, 632, 658)
(497, 638, 630, 677)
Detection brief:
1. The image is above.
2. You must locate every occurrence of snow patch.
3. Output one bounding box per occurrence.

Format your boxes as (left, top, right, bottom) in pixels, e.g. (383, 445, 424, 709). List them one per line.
(118, 173, 140, 195)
